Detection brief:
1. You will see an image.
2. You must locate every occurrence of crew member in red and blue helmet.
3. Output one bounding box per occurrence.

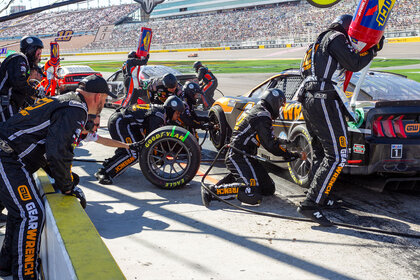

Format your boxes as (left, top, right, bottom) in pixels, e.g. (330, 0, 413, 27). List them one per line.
(193, 61, 218, 109)
(297, 15, 384, 226)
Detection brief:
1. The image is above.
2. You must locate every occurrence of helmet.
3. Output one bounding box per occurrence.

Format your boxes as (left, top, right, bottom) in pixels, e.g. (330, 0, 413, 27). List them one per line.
(128, 51, 137, 58)
(329, 14, 352, 33)
(260, 88, 286, 119)
(162, 73, 177, 89)
(164, 95, 185, 120)
(20, 36, 44, 64)
(182, 81, 202, 105)
(193, 61, 202, 72)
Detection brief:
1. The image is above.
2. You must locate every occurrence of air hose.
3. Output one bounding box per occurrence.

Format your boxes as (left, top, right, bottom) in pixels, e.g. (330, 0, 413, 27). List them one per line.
(200, 145, 420, 239)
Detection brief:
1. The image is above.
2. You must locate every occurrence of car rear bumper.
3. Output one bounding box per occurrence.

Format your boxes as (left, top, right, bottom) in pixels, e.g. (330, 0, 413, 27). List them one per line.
(345, 139, 420, 175)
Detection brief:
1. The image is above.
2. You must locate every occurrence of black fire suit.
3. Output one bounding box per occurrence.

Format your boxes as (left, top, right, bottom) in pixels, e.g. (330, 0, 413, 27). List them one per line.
(179, 99, 210, 132)
(196, 66, 217, 109)
(147, 77, 182, 105)
(121, 57, 148, 108)
(214, 103, 297, 202)
(101, 104, 167, 179)
(300, 28, 375, 205)
(0, 93, 87, 279)
(0, 53, 36, 122)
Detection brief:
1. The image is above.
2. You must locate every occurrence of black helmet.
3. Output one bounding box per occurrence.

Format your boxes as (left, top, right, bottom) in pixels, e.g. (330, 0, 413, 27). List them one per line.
(164, 95, 185, 120)
(193, 61, 202, 72)
(329, 14, 352, 33)
(162, 73, 177, 89)
(182, 81, 202, 105)
(260, 88, 286, 119)
(20, 36, 44, 64)
(128, 51, 137, 58)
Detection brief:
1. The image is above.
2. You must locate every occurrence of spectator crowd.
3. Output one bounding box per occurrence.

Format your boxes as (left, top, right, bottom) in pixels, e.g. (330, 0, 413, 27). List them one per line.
(0, 0, 418, 51)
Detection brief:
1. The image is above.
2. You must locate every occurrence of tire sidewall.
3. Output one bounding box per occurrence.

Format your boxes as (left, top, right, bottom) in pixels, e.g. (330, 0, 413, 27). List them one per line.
(287, 125, 313, 188)
(140, 125, 201, 189)
(209, 106, 227, 150)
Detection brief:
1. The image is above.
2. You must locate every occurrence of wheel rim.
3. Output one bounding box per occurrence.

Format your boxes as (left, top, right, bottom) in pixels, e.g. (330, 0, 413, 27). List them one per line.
(146, 138, 192, 181)
(289, 134, 313, 178)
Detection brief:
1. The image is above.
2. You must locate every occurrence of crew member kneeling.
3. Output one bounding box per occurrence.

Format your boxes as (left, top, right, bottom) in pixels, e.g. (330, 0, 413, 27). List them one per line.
(201, 89, 303, 206)
(95, 96, 185, 185)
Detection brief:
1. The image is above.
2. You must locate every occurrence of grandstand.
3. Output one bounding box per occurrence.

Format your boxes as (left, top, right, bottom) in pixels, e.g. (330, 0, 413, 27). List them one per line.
(0, 0, 418, 54)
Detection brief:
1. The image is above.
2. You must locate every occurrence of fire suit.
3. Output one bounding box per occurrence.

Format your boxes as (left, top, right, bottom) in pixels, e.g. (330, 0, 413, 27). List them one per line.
(179, 99, 210, 132)
(0, 93, 87, 279)
(300, 28, 375, 205)
(37, 59, 59, 96)
(147, 77, 182, 105)
(214, 103, 297, 202)
(196, 66, 217, 109)
(0, 53, 36, 122)
(100, 104, 167, 179)
(121, 57, 148, 108)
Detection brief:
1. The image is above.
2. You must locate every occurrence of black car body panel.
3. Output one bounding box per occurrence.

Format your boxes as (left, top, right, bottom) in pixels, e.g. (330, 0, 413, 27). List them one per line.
(210, 69, 420, 190)
(106, 65, 197, 107)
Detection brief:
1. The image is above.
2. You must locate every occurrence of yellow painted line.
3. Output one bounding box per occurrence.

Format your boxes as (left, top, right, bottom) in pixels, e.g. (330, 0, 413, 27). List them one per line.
(37, 169, 125, 280)
(387, 37, 420, 43)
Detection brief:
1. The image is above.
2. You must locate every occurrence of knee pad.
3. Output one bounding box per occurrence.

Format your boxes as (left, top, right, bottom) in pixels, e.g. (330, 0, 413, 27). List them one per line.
(237, 186, 262, 205)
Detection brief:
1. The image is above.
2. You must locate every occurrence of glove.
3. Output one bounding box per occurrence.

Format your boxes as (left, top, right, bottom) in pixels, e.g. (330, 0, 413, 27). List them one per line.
(371, 36, 385, 56)
(129, 140, 145, 152)
(374, 36, 385, 52)
(67, 186, 87, 209)
(291, 152, 301, 160)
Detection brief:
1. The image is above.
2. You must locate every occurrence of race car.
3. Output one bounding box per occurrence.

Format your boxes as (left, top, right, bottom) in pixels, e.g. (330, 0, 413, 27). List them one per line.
(105, 65, 197, 108)
(208, 69, 420, 191)
(57, 65, 102, 93)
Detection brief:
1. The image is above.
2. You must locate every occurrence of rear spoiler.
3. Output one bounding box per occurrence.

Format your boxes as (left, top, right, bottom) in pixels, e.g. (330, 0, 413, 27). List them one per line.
(375, 100, 420, 108)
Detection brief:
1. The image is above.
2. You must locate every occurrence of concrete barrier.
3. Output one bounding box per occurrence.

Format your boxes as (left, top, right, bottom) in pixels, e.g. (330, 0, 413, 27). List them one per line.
(35, 169, 125, 280)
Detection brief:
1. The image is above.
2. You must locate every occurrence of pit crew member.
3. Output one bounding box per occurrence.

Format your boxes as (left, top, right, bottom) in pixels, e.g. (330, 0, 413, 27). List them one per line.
(297, 14, 384, 226)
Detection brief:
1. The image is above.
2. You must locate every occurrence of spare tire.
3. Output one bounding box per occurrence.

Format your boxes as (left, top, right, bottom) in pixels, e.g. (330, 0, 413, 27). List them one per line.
(139, 125, 201, 188)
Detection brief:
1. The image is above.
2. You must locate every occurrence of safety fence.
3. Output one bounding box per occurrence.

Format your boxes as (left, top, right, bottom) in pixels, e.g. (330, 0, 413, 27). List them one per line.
(34, 169, 125, 280)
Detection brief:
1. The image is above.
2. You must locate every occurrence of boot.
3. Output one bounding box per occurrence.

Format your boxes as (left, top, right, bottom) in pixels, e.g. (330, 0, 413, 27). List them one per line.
(94, 168, 113, 185)
(297, 199, 333, 227)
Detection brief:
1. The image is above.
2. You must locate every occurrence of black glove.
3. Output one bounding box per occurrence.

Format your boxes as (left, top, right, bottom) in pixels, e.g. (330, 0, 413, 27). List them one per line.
(371, 36, 385, 56)
(291, 152, 301, 160)
(129, 140, 145, 152)
(67, 186, 87, 209)
(72, 172, 80, 186)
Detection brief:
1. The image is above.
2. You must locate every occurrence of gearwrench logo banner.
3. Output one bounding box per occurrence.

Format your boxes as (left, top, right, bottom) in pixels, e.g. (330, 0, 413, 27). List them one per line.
(137, 0, 165, 14)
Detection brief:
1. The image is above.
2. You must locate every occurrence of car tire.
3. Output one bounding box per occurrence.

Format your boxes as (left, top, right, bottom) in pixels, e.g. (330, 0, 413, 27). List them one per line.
(139, 125, 201, 189)
(208, 105, 228, 150)
(287, 125, 313, 188)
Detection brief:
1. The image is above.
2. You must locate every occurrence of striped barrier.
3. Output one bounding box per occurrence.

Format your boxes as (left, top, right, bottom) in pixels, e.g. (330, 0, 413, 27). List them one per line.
(35, 169, 125, 280)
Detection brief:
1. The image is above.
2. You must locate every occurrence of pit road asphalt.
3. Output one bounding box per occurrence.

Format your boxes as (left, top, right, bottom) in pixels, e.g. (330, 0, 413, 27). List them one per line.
(1, 44, 420, 280)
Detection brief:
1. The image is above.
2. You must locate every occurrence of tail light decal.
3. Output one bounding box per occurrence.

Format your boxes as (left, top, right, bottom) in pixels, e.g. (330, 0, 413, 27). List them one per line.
(372, 115, 414, 138)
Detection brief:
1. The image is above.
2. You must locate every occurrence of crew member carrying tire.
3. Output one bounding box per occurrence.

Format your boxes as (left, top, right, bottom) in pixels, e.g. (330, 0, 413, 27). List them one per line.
(95, 96, 185, 185)
(201, 89, 304, 206)
(297, 14, 384, 226)
(193, 61, 218, 109)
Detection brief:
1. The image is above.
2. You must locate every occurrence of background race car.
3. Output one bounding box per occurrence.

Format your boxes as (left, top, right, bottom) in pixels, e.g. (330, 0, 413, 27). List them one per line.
(209, 69, 420, 191)
(57, 65, 102, 93)
(106, 65, 197, 108)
